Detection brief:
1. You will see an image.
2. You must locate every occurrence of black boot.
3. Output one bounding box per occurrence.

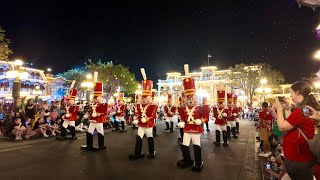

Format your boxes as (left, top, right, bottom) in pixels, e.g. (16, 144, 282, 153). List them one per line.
(222, 131, 228, 147)
(131, 124, 137, 129)
(120, 121, 126, 132)
(93, 133, 106, 151)
(56, 126, 68, 140)
(214, 130, 221, 147)
(177, 144, 194, 168)
(178, 128, 184, 141)
(113, 121, 120, 131)
(129, 135, 144, 160)
(232, 127, 238, 138)
(153, 126, 158, 137)
(236, 122, 240, 134)
(68, 126, 77, 140)
(192, 145, 204, 172)
(227, 126, 231, 139)
(206, 122, 210, 132)
(147, 137, 156, 159)
(170, 121, 174, 132)
(165, 122, 170, 130)
(81, 132, 94, 151)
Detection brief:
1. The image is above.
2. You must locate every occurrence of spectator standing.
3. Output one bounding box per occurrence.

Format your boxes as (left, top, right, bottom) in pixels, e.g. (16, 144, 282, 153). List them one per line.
(257, 102, 273, 157)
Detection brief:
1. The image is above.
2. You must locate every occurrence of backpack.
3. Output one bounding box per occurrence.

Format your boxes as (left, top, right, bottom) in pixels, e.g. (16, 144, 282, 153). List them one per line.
(298, 127, 320, 164)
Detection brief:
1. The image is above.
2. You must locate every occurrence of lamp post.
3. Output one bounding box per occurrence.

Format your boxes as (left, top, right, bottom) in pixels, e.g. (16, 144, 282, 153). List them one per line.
(81, 74, 94, 103)
(6, 59, 29, 112)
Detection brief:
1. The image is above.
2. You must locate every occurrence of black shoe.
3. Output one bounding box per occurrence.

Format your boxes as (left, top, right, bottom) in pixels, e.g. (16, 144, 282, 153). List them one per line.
(177, 159, 194, 168)
(147, 151, 156, 159)
(214, 142, 221, 147)
(68, 136, 78, 140)
(178, 137, 182, 141)
(120, 129, 127, 132)
(56, 136, 68, 140)
(206, 129, 210, 132)
(177, 145, 194, 168)
(192, 162, 204, 172)
(153, 133, 158, 137)
(93, 145, 107, 151)
(80, 145, 94, 151)
(129, 153, 144, 160)
(192, 145, 204, 172)
(222, 143, 228, 147)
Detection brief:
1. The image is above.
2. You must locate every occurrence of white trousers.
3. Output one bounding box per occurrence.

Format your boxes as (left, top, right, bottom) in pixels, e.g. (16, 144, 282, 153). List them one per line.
(227, 121, 236, 128)
(215, 124, 227, 132)
(88, 122, 104, 135)
(235, 118, 240, 123)
(165, 116, 177, 123)
(62, 120, 75, 128)
(116, 116, 125, 122)
(137, 127, 153, 139)
(182, 133, 201, 146)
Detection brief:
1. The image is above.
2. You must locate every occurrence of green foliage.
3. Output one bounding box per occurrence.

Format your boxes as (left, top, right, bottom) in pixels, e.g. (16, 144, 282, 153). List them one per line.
(85, 59, 138, 100)
(0, 27, 13, 61)
(225, 63, 284, 106)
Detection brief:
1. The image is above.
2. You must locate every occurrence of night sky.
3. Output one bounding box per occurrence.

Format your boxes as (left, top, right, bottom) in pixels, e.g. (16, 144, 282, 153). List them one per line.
(1, 0, 320, 83)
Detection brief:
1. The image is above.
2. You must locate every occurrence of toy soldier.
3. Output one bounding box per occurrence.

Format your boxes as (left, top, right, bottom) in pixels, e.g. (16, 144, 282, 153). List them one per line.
(212, 90, 229, 147)
(201, 97, 211, 132)
(164, 94, 177, 132)
(81, 81, 108, 151)
(115, 92, 127, 132)
(177, 64, 209, 172)
(56, 88, 79, 140)
(233, 94, 241, 134)
(226, 93, 238, 139)
(129, 68, 158, 160)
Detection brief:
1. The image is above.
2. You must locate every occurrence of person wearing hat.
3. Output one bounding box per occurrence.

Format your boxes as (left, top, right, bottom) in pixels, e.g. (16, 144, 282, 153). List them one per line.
(129, 68, 158, 160)
(233, 94, 241, 134)
(212, 90, 229, 147)
(176, 64, 208, 172)
(177, 94, 186, 141)
(115, 92, 127, 132)
(164, 93, 177, 133)
(226, 93, 238, 139)
(131, 94, 140, 129)
(201, 97, 211, 132)
(151, 91, 159, 137)
(56, 88, 79, 140)
(81, 82, 108, 151)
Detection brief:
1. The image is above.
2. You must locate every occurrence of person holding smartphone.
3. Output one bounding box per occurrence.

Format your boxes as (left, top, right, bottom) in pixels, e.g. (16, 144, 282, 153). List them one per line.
(273, 81, 320, 180)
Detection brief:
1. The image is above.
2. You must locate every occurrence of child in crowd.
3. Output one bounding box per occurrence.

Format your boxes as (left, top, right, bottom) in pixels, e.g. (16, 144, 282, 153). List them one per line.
(12, 118, 26, 140)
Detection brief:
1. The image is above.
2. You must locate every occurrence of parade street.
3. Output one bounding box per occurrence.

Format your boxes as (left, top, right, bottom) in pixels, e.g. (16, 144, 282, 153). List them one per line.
(0, 119, 259, 180)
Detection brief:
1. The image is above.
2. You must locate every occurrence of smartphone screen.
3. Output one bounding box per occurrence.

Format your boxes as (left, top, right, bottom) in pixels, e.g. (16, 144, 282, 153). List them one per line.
(266, 163, 271, 170)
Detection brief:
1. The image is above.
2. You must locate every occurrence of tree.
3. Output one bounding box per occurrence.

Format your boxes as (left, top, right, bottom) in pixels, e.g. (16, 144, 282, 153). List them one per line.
(0, 26, 13, 61)
(56, 68, 87, 100)
(85, 59, 138, 101)
(225, 63, 284, 106)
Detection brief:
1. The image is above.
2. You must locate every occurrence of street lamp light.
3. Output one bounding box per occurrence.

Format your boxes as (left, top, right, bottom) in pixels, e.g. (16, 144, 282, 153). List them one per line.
(6, 59, 29, 112)
(81, 73, 94, 103)
(314, 50, 320, 60)
(33, 85, 42, 103)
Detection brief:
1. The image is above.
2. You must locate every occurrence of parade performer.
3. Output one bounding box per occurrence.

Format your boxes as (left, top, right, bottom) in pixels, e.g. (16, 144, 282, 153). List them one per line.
(212, 90, 229, 147)
(233, 94, 241, 134)
(226, 93, 238, 139)
(177, 64, 208, 172)
(129, 68, 158, 160)
(177, 94, 185, 141)
(81, 81, 108, 151)
(115, 92, 127, 132)
(164, 93, 177, 132)
(131, 94, 140, 129)
(56, 86, 79, 140)
(202, 97, 211, 132)
(151, 91, 159, 137)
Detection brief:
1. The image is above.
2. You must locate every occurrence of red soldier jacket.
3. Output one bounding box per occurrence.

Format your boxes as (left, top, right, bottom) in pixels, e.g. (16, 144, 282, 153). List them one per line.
(178, 106, 185, 121)
(212, 107, 227, 125)
(164, 105, 177, 117)
(63, 105, 79, 121)
(115, 104, 126, 117)
(201, 104, 210, 122)
(227, 106, 237, 121)
(89, 103, 108, 123)
(182, 105, 208, 134)
(137, 104, 158, 128)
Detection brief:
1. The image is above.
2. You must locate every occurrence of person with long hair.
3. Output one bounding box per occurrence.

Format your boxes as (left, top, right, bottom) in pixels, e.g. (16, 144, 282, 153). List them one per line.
(273, 81, 320, 180)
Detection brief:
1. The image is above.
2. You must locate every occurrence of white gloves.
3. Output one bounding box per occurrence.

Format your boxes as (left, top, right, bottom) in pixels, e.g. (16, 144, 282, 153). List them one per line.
(141, 117, 147, 123)
(133, 120, 139, 125)
(222, 113, 227, 117)
(177, 122, 185, 128)
(233, 113, 237, 116)
(65, 113, 70, 118)
(92, 112, 97, 117)
(83, 114, 89, 119)
(195, 119, 202, 125)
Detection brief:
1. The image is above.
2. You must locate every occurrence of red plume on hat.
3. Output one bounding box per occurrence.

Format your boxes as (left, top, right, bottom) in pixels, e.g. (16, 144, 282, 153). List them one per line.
(168, 93, 172, 102)
(69, 89, 78, 101)
(140, 68, 153, 98)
